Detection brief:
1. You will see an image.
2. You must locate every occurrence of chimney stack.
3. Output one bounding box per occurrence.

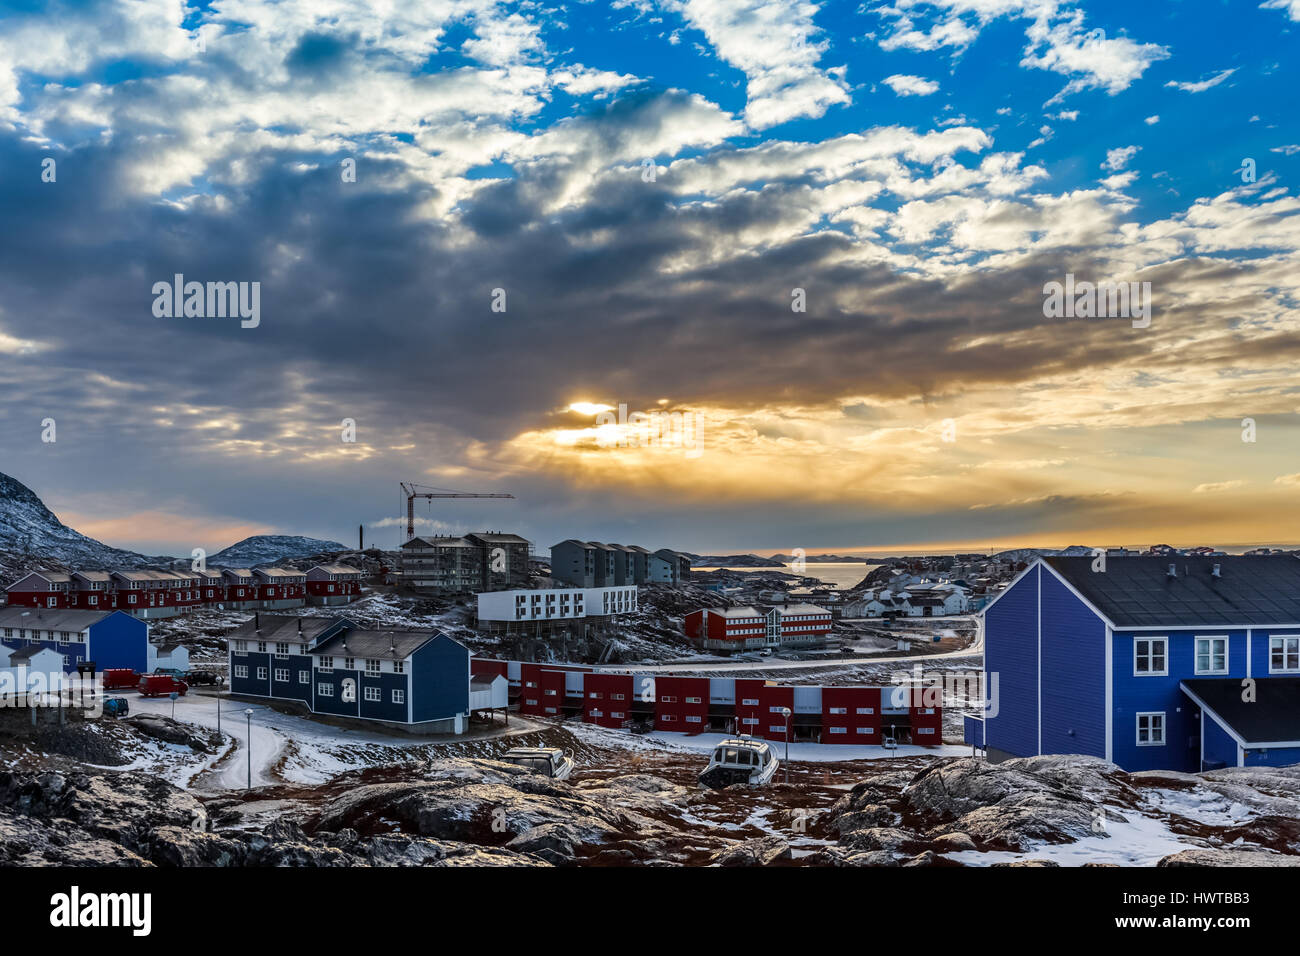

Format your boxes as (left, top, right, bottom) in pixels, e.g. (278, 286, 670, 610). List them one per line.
(1167, 564, 1177, 578)
(254, 611, 260, 632)
(1212, 563, 1222, 578)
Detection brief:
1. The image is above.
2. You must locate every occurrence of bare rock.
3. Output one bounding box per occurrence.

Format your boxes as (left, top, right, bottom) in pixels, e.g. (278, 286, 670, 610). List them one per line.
(1158, 848, 1300, 867)
(710, 836, 792, 867)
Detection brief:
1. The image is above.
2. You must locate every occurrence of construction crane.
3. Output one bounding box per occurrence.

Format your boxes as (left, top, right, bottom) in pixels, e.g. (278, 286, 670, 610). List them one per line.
(400, 482, 515, 541)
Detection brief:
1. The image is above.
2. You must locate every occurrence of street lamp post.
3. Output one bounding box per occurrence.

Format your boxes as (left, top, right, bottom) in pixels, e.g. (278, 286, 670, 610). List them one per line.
(244, 709, 254, 790)
(778, 706, 792, 784)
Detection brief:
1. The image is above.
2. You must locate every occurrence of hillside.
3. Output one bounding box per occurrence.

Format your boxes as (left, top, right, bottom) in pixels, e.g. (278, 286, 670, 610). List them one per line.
(0, 470, 166, 576)
(209, 534, 349, 567)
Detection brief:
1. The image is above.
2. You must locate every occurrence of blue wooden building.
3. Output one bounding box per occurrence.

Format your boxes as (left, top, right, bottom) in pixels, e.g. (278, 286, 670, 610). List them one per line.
(0, 607, 149, 673)
(227, 613, 472, 733)
(970, 555, 1300, 772)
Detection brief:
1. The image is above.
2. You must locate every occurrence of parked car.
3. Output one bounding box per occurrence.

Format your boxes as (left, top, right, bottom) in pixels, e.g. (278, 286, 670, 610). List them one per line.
(138, 674, 189, 698)
(183, 669, 223, 686)
(499, 747, 575, 780)
(102, 697, 130, 718)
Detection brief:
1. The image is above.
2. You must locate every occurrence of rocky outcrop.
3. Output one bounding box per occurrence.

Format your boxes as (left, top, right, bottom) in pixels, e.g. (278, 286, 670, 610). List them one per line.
(901, 756, 1130, 851)
(1158, 848, 1300, 867)
(709, 837, 792, 867)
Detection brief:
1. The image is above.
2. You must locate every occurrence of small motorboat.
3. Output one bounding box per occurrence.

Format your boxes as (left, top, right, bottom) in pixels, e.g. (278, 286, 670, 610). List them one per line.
(698, 735, 779, 789)
(499, 746, 575, 780)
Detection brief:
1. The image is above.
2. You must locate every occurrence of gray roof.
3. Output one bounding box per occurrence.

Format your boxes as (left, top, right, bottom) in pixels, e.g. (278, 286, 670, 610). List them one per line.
(0, 608, 113, 631)
(466, 532, 530, 544)
(71, 570, 112, 582)
(1043, 555, 1300, 627)
(312, 627, 453, 661)
(309, 564, 363, 575)
(227, 614, 347, 644)
(402, 536, 476, 549)
(255, 567, 305, 578)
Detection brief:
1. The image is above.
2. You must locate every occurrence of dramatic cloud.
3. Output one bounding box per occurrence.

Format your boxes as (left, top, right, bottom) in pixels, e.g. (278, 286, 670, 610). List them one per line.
(0, 0, 1297, 555)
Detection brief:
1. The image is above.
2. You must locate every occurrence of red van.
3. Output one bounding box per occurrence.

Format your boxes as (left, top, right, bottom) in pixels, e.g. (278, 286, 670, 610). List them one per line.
(102, 668, 140, 690)
(138, 674, 189, 698)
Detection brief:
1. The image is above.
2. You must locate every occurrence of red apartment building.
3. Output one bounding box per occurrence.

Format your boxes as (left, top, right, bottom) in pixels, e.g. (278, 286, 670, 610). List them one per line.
(684, 603, 834, 653)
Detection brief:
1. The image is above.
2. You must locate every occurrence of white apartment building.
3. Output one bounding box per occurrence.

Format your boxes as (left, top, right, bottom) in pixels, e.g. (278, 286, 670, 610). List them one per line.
(476, 586, 638, 623)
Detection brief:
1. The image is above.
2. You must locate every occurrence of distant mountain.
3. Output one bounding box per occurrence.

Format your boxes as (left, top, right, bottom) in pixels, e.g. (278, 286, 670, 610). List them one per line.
(689, 553, 870, 567)
(991, 545, 1097, 563)
(689, 553, 785, 567)
(0, 470, 166, 574)
(209, 534, 348, 567)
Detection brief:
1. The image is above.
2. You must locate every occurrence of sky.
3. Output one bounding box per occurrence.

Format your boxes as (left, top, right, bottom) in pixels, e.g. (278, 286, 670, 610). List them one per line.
(0, 0, 1298, 558)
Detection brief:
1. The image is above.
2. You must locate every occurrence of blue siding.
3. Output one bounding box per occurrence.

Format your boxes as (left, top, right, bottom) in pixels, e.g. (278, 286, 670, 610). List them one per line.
(359, 673, 409, 722)
(963, 715, 984, 748)
(86, 611, 148, 671)
(230, 651, 272, 697)
(1111, 628, 1248, 772)
(411, 635, 469, 723)
(983, 565, 1040, 758)
(1251, 628, 1300, 677)
(1201, 713, 1237, 769)
(1246, 746, 1300, 767)
(1040, 571, 1107, 760)
(269, 652, 313, 704)
(313, 668, 361, 717)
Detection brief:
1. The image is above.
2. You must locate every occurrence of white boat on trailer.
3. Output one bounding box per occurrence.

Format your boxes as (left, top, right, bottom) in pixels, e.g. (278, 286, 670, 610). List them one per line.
(499, 746, 575, 780)
(698, 735, 779, 788)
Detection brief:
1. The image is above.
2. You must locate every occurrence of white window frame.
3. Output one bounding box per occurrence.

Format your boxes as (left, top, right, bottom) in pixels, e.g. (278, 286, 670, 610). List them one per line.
(1269, 635, 1300, 674)
(233, 665, 248, 679)
(273, 668, 288, 682)
(1194, 635, 1229, 676)
(1133, 636, 1168, 677)
(365, 659, 381, 676)
(256, 667, 267, 680)
(392, 689, 404, 704)
(1136, 711, 1165, 747)
(363, 686, 381, 702)
(318, 683, 334, 697)
(298, 671, 310, 684)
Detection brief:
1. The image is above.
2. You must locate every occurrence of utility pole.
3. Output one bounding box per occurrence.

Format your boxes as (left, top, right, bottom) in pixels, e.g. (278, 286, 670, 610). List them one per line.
(244, 709, 254, 790)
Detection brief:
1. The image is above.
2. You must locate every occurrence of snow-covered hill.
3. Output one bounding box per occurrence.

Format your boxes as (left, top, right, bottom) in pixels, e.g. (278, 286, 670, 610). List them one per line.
(209, 534, 348, 567)
(0, 470, 166, 573)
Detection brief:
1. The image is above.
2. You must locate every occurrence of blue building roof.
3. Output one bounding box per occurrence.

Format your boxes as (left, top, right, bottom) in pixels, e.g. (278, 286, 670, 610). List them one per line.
(1042, 555, 1300, 628)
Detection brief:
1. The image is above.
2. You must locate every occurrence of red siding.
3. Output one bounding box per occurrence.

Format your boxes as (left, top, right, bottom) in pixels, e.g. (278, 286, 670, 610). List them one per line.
(584, 673, 633, 728)
(654, 676, 709, 734)
(756, 684, 794, 742)
(734, 678, 765, 735)
(822, 686, 881, 745)
(909, 703, 942, 746)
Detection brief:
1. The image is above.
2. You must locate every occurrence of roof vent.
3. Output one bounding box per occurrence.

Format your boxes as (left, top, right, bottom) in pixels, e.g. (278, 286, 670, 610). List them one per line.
(1212, 564, 1222, 578)
(1167, 564, 1177, 578)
